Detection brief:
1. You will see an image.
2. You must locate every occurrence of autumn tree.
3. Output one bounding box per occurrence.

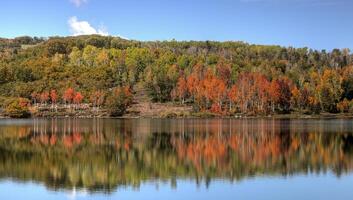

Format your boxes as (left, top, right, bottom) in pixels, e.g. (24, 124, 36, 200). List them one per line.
(274, 77, 292, 113)
(49, 90, 58, 111)
(40, 92, 50, 105)
(31, 92, 39, 105)
(73, 92, 84, 105)
(50, 90, 58, 104)
(1, 35, 353, 116)
(318, 69, 343, 112)
(228, 85, 238, 112)
(174, 77, 188, 104)
(341, 66, 353, 100)
(63, 88, 75, 105)
(90, 91, 105, 110)
(5, 98, 31, 118)
(105, 86, 133, 116)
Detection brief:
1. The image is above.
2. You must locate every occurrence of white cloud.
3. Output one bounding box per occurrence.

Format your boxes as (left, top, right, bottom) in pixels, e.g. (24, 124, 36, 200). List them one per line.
(70, 0, 87, 7)
(68, 16, 109, 36)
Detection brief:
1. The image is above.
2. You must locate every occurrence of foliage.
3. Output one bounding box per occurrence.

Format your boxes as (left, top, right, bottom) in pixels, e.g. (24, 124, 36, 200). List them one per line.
(0, 35, 353, 116)
(4, 98, 31, 118)
(105, 86, 133, 116)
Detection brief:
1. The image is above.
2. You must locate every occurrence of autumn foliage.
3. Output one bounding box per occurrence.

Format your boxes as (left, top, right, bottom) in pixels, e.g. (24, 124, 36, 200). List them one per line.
(1, 36, 353, 117)
(105, 86, 133, 116)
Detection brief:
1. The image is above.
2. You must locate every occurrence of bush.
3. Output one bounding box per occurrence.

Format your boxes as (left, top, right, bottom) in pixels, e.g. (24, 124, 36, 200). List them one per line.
(5, 98, 31, 118)
(105, 87, 133, 117)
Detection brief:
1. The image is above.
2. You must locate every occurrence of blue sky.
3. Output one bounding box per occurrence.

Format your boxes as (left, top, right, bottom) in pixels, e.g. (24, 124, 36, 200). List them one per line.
(1, 0, 353, 50)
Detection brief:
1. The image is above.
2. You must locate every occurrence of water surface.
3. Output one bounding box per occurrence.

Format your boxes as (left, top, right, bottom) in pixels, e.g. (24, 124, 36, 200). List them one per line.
(0, 118, 353, 199)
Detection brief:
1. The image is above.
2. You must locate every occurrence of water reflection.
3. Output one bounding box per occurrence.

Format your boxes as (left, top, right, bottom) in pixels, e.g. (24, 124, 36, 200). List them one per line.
(0, 118, 353, 194)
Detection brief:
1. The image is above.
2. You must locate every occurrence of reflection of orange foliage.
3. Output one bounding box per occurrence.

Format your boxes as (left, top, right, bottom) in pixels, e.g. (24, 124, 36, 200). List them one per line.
(229, 136, 238, 150)
(175, 136, 227, 170)
(73, 132, 82, 144)
(290, 137, 300, 152)
(114, 138, 132, 151)
(50, 134, 57, 145)
(124, 139, 131, 151)
(173, 132, 302, 170)
(62, 133, 82, 148)
(18, 127, 30, 137)
(63, 135, 73, 148)
(173, 130, 350, 173)
(89, 134, 104, 145)
(229, 134, 282, 165)
(39, 135, 49, 145)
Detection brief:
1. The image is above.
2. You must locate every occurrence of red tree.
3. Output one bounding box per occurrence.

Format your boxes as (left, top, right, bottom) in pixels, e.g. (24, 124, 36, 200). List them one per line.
(228, 85, 238, 111)
(268, 77, 293, 113)
(63, 88, 75, 104)
(40, 92, 49, 105)
(175, 77, 188, 104)
(73, 92, 84, 104)
(31, 92, 40, 105)
(50, 90, 58, 104)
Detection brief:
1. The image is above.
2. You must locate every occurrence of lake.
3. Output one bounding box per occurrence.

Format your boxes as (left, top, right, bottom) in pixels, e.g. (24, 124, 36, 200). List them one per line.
(0, 118, 353, 200)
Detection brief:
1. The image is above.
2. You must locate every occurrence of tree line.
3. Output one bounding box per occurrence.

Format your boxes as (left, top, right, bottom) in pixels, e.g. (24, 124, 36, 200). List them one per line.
(0, 35, 352, 116)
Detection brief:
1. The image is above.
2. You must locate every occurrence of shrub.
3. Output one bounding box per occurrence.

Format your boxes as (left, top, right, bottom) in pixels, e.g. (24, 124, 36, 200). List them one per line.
(5, 98, 31, 118)
(105, 87, 133, 117)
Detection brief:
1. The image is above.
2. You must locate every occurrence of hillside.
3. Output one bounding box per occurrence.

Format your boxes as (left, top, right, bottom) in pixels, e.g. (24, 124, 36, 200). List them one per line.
(0, 35, 353, 117)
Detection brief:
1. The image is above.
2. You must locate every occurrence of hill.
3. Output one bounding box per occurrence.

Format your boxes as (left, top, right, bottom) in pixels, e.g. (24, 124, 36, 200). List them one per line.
(0, 35, 352, 117)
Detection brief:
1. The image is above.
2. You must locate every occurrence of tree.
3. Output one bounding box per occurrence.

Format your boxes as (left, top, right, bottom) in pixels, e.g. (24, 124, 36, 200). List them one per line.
(73, 92, 84, 104)
(40, 92, 49, 105)
(31, 92, 40, 105)
(69, 47, 83, 66)
(291, 86, 300, 111)
(186, 74, 199, 101)
(63, 88, 75, 105)
(105, 86, 133, 117)
(144, 63, 178, 102)
(341, 66, 353, 100)
(203, 70, 227, 111)
(253, 73, 270, 113)
(318, 69, 342, 112)
(125, 48, 153, 84)
(235, 72, 253, 113)
(45, 39, 68, 56)
(337, 98, 350, 113)
(50, 90, 58, 104)
(216, 60, 232, 86)
(234, 72, 271, 114)
(228, 85, 238, 112)
(1, 35, 353, 117)
(50, 90, 58, 111)
(90, 91, 105, 110)
(275, 77, 292, 113)
(174, 77, 188, 104)
(5, 98, 31, 118)
(268, 77, 293, 113)
(73, 92, 84, 109)
(82, 45, 98, 67)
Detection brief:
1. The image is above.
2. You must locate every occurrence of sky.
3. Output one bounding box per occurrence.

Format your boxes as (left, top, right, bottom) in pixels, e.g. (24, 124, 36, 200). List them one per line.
(1, 0, 353, 50)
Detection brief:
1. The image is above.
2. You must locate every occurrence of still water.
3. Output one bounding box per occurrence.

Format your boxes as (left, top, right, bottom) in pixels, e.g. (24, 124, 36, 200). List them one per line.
(0, 118, 353, 200)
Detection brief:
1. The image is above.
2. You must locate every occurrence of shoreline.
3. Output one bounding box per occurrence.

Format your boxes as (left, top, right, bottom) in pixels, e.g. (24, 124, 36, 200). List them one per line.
(1, 112, 353, 120)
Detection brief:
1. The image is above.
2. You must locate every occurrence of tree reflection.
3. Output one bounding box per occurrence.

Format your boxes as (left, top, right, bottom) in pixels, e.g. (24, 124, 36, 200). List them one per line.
(0, 118, 352, 193)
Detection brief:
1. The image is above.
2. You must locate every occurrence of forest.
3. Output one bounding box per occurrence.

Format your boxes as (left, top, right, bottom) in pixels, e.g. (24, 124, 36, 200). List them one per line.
(0, 35, 352, 117)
